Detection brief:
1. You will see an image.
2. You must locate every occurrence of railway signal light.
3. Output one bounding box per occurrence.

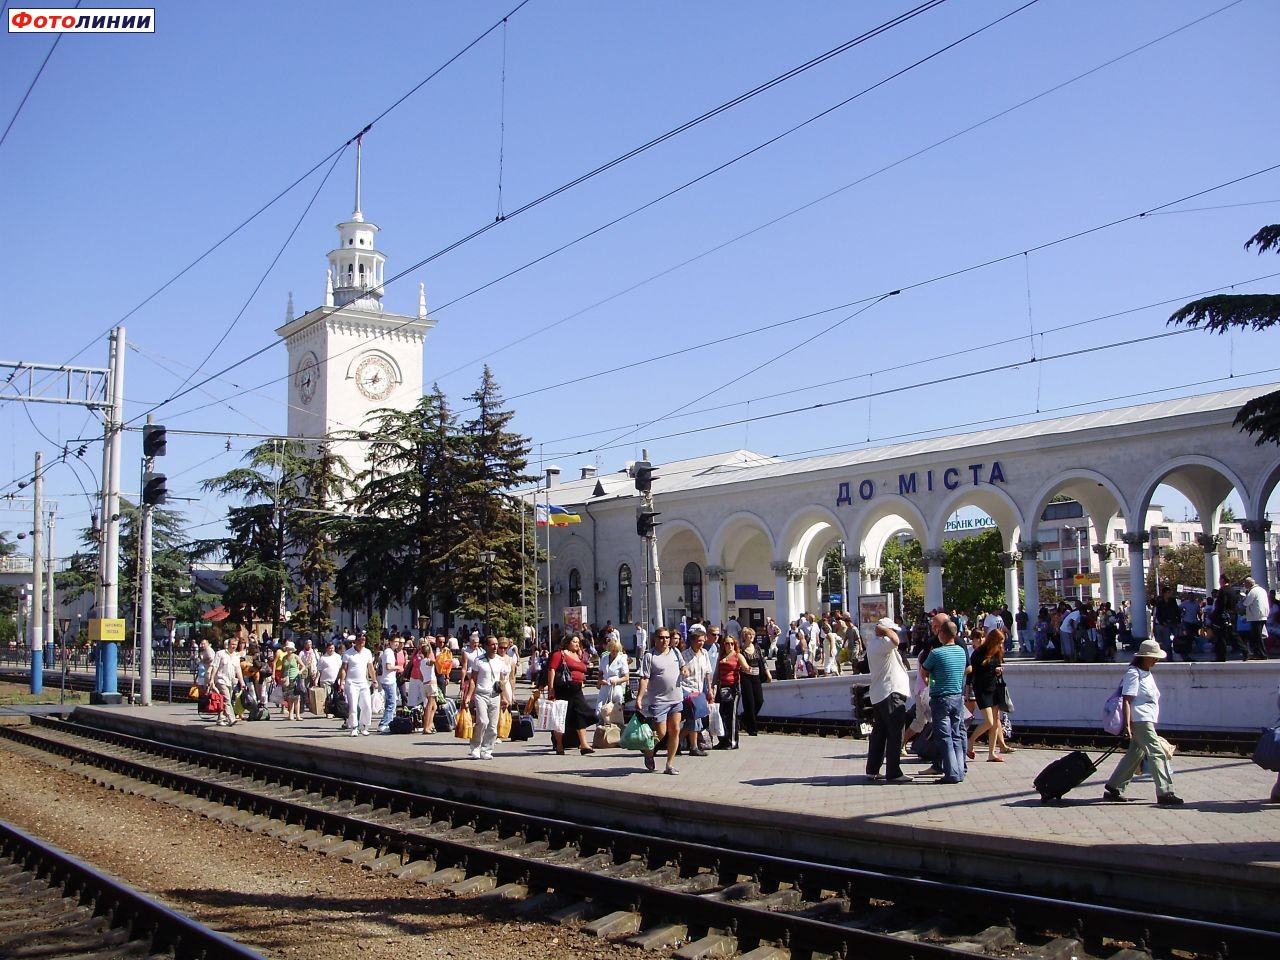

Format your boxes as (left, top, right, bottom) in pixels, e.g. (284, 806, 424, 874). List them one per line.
(142, 424, 167, 458)
(632, 460, 656, 494)
(636, 507, 661, 537)
(142, 471, 168, 506)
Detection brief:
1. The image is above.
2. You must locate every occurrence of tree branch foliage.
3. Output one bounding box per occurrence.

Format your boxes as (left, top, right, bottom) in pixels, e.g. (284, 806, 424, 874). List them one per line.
(1168, 224, 1280, 446)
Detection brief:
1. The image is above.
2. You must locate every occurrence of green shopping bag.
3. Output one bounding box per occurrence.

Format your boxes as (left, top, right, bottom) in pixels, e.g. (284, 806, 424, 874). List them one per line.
(620, 713, 657, 752)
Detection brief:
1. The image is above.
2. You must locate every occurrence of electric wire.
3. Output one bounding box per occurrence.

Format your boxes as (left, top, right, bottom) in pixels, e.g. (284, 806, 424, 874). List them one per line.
(433, 0, 1247, 379)
(0, 0, 82, 152)
(117, 0, 962, 426)
(161, 145, 348, 403)
(25, 0, 532, 384)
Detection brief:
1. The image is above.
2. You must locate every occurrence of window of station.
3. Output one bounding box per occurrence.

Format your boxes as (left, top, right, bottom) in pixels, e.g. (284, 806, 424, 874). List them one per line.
(1041, 500, 1084, 521)
(683, 562, 703, 622)
(618, 564, 633, 624)
(568, 568, 583, 608)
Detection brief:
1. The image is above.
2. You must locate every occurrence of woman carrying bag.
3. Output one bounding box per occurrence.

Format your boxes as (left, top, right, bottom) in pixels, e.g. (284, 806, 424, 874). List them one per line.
(737, 627, 770, 736)
(712, 635, 746, 749)
(1103, 639, 1183, 806)
(597, 638, 630, 724)
(547, 634, 596, 755)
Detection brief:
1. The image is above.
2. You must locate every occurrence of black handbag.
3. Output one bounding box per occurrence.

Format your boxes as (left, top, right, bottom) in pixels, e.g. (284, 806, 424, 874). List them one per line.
(715, 686, 736, 705)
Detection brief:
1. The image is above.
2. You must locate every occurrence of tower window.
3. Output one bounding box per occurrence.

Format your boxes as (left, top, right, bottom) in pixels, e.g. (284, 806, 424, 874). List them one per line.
(348, 239, 353, 245)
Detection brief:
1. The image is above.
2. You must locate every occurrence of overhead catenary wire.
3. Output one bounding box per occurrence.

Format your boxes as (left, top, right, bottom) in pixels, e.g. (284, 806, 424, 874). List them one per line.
(0, 0, 82, 152)
(432, 0, 1247, 380)
(23, 0, 533, 390)
(116, 0, 966, 427)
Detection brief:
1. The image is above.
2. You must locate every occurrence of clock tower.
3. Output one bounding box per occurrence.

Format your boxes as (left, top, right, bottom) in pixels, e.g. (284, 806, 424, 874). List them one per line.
(276, 140, 434, 476)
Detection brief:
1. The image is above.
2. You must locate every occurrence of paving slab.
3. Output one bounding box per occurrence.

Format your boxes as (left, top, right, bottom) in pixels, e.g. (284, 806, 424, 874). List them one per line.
(62, 703, 1280, 921)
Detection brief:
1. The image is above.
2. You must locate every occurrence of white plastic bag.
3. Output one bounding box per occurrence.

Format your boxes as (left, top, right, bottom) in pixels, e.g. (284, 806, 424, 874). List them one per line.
(371, 687, 386, 716)
(707, 704, 725, 739)
(536, 698, 555, 732)
(268, 681, 284, 706)
(550, 699, 568, 734)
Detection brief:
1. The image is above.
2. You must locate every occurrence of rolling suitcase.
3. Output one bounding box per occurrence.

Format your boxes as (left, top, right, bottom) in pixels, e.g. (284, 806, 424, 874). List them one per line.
(434, 696, 459, 733)
(1034, 745, 1118, 803)
(509, 714, 535, 741)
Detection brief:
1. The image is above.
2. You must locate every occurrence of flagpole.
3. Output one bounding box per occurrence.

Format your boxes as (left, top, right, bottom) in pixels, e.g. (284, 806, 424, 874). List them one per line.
(544, 483, 552, 646)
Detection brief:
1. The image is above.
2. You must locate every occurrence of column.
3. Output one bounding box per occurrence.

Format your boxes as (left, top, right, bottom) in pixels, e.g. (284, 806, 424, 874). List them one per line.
(921, 549, 945, 611)
(1120, 531, 1150, 640)
(843, 556, 864, 608)
(705, 566, 726, 628)
(1092, 542, 1116, 606)
(1017, 540, 1041, 620)
(770, 560, 792, 628)
(998, 550, 1021, 648)
(1195, 532, 1222, 590)
(1241, 520, 1272, 588)
(789, 567, 808, 617)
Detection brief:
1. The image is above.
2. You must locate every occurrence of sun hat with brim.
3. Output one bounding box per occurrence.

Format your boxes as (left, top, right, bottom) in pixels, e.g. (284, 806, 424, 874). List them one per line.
(688, 623, 707, 636)
(284, 641, 296, 652)
(875, 617, 897, 634)
(1135, 639, 1167, 660)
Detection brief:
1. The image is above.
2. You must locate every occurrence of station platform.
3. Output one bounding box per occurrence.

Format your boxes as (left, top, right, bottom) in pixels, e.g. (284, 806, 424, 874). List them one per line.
(60, 701, 1280, 925)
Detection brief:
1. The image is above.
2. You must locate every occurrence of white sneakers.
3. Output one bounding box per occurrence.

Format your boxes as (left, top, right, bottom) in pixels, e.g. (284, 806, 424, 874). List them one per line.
(466, 749, 482, 760)
(350, 728, 359, 737)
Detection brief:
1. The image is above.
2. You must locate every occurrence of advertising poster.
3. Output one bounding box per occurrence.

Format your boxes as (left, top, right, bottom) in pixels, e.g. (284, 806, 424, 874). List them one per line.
(563, 606, 588, 631)
(857, 593, 893, 630)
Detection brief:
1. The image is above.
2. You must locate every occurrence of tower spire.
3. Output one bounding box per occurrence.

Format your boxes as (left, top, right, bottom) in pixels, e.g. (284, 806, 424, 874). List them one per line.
(352, 133, 364, 223)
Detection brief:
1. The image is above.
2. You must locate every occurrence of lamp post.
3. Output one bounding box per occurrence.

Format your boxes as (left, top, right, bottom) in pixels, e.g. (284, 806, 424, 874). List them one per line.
(478, 549, 496, 637)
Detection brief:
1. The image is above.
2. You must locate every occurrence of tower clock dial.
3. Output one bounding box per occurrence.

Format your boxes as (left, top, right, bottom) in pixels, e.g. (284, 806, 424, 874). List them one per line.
(354, 354, 396, 401)
(295, 351, 319, 405)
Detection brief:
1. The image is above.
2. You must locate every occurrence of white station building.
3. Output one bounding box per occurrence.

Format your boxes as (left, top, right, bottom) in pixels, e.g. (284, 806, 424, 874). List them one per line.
(530, 385, 1280, 643)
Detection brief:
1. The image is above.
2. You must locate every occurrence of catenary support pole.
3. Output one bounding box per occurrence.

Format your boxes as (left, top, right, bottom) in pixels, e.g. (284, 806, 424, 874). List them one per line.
(44, 509, 54, 670)
(30, 452, 44, 694)
(97, 325, 125, 701)
(139, 418, 153, 706)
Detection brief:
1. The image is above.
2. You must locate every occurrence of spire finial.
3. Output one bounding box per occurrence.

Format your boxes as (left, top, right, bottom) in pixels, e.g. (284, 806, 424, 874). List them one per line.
(418, 282, 428, 320)
(324, 268, 334, 307)
(352, 132, 364, 222)
(285, 291, 295, 323)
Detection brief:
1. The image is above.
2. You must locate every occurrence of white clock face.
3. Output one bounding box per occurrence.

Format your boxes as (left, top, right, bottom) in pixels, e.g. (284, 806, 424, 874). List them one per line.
(355, 355, 396, 401)
(296, 352, 318, 405)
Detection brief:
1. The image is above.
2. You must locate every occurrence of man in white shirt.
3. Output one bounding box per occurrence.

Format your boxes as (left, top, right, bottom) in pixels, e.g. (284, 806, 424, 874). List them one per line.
(865, 618, 911, 782)
(209, 640, 242, 728)
(1059, 604, 1081, 662)
(338, 633, 375, 736)
(377, 638, 400, 733)
(316, 640, 343, 716)
(461, 636, 513, 760)
(1243, 577, 1271, 660)
(679, 624, 712, 757)
(633, 622, 648, 661)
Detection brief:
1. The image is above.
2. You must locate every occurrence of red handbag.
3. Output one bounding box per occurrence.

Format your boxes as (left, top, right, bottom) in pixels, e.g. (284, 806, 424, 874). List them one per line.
(200, 690, 225, 714)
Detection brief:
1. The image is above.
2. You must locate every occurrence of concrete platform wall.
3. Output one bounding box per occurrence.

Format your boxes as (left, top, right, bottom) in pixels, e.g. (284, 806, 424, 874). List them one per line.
(763, 661, 1280, 730)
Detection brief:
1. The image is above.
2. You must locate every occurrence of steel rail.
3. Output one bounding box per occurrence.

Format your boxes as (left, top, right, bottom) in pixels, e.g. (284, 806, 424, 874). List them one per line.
(0, 817, 264, 960)
(6, 718, 1279, 959)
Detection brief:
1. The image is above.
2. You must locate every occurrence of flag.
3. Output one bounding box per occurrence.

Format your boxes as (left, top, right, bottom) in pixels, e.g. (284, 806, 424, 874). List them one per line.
(548, 505, 582, 526)
(535, 503, 549, 528)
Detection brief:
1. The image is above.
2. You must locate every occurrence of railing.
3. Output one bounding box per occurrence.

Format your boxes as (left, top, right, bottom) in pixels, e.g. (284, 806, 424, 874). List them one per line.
(0, 644, 200, 680)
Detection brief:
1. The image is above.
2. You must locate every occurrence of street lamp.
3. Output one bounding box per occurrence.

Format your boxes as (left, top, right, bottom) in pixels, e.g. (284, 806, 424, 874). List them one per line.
(478, 549, 496, 636)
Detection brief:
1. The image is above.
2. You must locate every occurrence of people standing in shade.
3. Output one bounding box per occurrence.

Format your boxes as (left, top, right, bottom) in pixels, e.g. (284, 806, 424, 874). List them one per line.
(377, 637, 400, 733)
(210, 639, 242, 728)
(712, 634, 746, 749)
(865, 618, 911, 782)
(316, 640, 342, 716)
(547, 634, 596, 755)
(462, 635, 513, 760)
(920, 615, 969, 784)
(1103, 639, 1183, 806)
(1211, 574, 1243, 661)
(967, 628, 1008, 762)
(338, 633, 376, 737)
(637, 628, 687, 774)
(737, 627, 771, 736)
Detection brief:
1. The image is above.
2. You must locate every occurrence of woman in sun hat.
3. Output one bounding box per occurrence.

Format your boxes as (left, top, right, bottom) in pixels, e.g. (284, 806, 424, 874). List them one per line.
(1103, 638, 1183, 806)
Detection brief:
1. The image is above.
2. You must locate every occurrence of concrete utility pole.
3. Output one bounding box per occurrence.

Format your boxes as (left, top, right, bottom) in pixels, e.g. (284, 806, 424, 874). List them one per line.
(93, 325, 126, 704)
(44, 509, 55, 671)
(30, 452, 44, 694)
(139, 434, 153, 707)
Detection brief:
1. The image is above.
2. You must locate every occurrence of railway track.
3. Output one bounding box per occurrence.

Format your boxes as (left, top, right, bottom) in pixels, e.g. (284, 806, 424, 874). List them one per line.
(2, 718, 1276, 960)
(0, 815, 262, 959)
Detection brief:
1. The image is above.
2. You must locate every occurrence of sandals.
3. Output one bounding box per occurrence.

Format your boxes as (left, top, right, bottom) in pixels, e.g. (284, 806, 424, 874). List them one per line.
(987, 756, 1005, 762)
(664, 767, 680, 775)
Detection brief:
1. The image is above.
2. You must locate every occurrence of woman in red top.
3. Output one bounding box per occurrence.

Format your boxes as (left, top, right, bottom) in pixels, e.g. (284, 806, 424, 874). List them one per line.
(712, 636, 746, 750)
(547, 634, 595, 755)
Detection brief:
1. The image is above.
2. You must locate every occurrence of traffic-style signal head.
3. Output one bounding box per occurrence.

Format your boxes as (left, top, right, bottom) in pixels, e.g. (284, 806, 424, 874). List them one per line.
(142, 424, 167, 458)
(632, 460, 656, 494)
(636, 507, 661, 537)
(142, 471, 168, 506)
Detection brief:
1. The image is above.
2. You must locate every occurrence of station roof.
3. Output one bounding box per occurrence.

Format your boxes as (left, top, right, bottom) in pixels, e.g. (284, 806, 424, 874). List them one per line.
(528, 382, 1279, 507)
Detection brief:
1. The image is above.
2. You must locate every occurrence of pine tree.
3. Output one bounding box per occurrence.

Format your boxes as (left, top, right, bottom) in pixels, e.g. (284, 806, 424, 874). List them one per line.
(1169, 225, 1280, 445)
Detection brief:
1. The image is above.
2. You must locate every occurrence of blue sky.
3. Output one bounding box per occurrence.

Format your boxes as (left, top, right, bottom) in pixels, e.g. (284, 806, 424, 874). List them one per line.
(2, 0, 1278, 541)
